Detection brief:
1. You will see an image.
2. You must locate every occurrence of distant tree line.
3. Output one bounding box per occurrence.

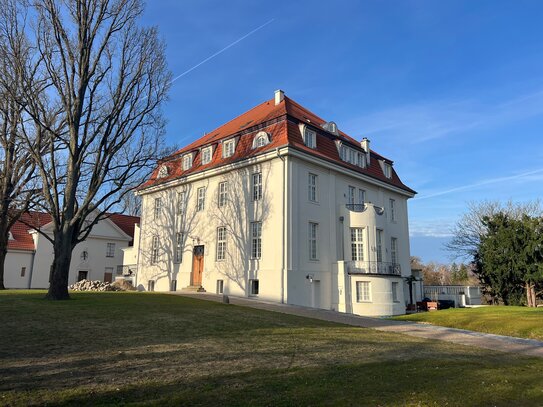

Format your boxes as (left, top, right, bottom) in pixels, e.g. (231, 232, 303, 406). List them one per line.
(446, 200, 543, 306)
(410, 256, 476, 286)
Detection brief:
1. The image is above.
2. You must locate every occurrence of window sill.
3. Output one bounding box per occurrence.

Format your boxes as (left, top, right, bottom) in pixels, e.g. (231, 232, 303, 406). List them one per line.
(357, 301, 372, 304)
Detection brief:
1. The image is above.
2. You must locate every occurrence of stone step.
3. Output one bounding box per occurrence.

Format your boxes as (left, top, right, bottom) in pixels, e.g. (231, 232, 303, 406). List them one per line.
(183, 285, 206, 292)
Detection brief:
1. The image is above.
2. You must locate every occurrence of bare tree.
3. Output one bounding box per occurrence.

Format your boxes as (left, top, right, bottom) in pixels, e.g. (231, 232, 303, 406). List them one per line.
(445, 200, 542, 261)
(0, 0, 40, 289)
(14, 0, 170, 299)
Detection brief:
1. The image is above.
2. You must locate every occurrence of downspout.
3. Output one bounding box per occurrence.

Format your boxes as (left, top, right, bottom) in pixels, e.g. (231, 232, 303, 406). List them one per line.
(276, 148, 286, 304)
(27, 250, 36, 289)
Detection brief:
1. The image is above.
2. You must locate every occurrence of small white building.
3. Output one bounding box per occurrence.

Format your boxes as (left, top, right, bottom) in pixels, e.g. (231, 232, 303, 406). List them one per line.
(4, 212, 139, 288)
(424, 285, 482, 307)
(135, 90, 419, 316)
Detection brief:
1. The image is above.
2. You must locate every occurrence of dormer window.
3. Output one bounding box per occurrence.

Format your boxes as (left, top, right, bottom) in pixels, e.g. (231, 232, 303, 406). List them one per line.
(223, 139, 235, 158)
(304, 128, 316, 149)
(338, 143, 366, 168)
(383, 162, 392, 178)
(157, 165, 169, 178)
(8, 231, 14, 240)
(201, 146, 213, 165)
(182, 154, 193, 171)
(252, 131, 270, 149)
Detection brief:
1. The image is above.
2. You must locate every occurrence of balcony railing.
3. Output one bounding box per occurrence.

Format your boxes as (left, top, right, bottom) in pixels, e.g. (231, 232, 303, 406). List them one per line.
(345, 203, 366, 212)
(347, 261, 401, 276)
(116, 264, 137, 276)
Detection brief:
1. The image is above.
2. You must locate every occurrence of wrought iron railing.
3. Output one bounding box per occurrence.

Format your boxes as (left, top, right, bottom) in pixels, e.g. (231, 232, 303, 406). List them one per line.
(116, 265, 137, 276)
(345, 204, 366, 212)
(348, 261, 401, 275)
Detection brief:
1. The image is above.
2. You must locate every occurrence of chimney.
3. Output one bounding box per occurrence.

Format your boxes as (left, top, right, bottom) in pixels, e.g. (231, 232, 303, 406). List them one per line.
(361, 137, 370, 165)
(274, 89, 284, 105)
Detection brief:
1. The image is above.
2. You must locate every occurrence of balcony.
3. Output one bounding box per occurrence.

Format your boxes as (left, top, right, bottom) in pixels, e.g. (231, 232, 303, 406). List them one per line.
(347, 261, 401, 276)
(116, 264, 137, 276)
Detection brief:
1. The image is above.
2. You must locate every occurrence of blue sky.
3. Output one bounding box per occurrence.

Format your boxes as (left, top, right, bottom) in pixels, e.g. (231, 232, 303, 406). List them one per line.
(142, 0, 543, 264)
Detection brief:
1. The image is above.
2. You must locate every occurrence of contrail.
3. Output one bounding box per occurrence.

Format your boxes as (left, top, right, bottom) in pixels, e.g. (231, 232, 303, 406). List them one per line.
(171, 18, 275, 83)
(416, 168, 543, 200)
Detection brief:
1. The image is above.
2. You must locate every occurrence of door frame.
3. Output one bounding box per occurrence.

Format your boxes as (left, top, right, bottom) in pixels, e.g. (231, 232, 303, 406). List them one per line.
(191, 245, 205, 286)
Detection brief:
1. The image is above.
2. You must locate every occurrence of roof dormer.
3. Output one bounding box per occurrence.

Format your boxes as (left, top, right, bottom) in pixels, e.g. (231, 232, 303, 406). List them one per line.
(182, 153, 194, 171)
(299, 123, 317, 149)
(252, 131, 270, 149)
(157, 165, 169, 179)
(222, 138, 236, 158)
(200, 145, 213, 165)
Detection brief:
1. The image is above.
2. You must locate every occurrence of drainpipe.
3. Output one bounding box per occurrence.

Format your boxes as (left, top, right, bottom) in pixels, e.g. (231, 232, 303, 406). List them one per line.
(276, 147, 286, 304)
(339, 216, 345, 261)
(27, 250, 36, 289)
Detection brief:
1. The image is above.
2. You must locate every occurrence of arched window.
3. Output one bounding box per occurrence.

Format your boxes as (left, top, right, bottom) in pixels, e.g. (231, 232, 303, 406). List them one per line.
(157, 165, 169, 178)
(252, 131, 270, 149)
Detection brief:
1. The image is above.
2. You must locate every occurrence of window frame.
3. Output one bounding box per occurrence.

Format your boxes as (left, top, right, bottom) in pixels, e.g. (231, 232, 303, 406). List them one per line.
(304, 128, 317, 149)
(154, 197, 162, 220)
(383, 163, 392, 178)
(348, 186, 356, 205)
(182, 154, 193, 171)
(308, 222, 319, 261)
(391, 237, 398, 265)
(216, 226, 227, 261)
(308, 173, 318, 202)
(218, 181, 228, 207)
(252, 131, 270, 149)
(392, 281, 399, 302)
(358, 189, 366, 205)
(252, 172, 262, 201)
(376, 229, 383, 263)
(390, 198, 396, 222)
(151, 236, 159, 264)
(177, 191, 186, 215)
(251, 221, 262, 259)
(201, 146, 212, 165)
(175, 232, 183, 263)
(222, 139, 235, 158)
(350, 227, 364, 261)
(196, 187, 205, 211)
(356, 281, 371, 302)
(249, 279, 259, 296)
(106, 242, 115, 258)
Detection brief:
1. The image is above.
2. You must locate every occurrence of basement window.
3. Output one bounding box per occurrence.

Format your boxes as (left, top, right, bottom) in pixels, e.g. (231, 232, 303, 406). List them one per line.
(249, 279, 259, 296)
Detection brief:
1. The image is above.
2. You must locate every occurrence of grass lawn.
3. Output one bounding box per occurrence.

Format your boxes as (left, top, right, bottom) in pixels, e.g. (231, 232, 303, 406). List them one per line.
(392, 306, 543, 341)
(1, 292, 543, 406)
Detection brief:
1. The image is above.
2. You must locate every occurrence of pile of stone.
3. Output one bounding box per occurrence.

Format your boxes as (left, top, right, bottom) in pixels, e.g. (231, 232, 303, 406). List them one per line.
(69, 279, 122, 292)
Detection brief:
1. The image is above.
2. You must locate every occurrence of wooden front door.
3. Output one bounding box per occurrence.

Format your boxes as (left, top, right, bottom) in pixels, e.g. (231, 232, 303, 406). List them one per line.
(192, 246, 204, 286)
(104, 272, 113, 283)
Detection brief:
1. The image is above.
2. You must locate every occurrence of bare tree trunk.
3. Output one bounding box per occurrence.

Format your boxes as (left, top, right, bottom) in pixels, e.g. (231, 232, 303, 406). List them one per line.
(0, 216, 8, 290)
(0, 248, 6, 289)
(45, 230, 74, 300)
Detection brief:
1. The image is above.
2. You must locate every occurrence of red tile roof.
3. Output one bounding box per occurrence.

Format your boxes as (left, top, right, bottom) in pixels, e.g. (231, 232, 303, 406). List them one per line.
(140, 94, 415, 194)
(8, 212, 140, 251)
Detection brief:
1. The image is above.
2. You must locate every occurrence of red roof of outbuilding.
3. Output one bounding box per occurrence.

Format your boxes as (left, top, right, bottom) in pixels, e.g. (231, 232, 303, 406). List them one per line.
(8, 212, 140, 251)
(140, 94, 415, 194)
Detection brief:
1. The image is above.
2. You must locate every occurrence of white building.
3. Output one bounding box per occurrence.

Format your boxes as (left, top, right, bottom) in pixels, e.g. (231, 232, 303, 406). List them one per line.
(4, 212, 139, 288)
(135, 90, 418, 316)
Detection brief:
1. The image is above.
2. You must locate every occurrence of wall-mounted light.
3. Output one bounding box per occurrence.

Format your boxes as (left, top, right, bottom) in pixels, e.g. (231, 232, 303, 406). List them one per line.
(306, 274, 314, 283)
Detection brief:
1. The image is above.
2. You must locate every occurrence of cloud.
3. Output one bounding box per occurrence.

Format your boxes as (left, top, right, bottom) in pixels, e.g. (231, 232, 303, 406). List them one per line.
(409, 219, 455, 238)
(344, 88, 543, 144)
(416, 167, 543, 200)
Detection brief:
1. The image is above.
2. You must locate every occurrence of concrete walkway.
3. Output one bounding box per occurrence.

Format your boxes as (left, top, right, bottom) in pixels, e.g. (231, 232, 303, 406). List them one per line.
(172, 291, 543, 358)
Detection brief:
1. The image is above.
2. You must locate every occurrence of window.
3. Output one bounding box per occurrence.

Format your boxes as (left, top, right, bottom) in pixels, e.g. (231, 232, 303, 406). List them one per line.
(308, 173, 318, 202)
(249, 279, 259, 295)
(104, 267, 113, 283)
(216, 227, 227, 261)
(251, 221, 262, 259)
(390, 199, 396, 222)
(171, 280, 177, 291)
(252, 131, 270, 149)
(252, 172, 262, 201)
(376, 229, 383, 263)
(175, 232, 183, 263)
(383, 162, 392, 178)
(80, 251, 88, 261)
(182, 154, 193, 170)
(392, 281, 399, 302)
(391, 237, 398, 265)
(197, 187, 205, 211)
(177, 191, 186, 215)
(309, 222, 318, 260)
(148, 280, 155, 292)
(358, 189, 366, 205)
(304, 128, 316, 149)
(106, 243, 115, 258)
(348, 186, 355, 205)
(216, 280, 224, 294)
(201, 146, 212, 165)
(350, 228, 364, 261)
(78, 270, 88, 281)
(223, 139, 235, 158)
(356, 281, 371, 302)
(20, 267, 26, 277)
(218, 181, 228, 207)
(339, 144, 366, 168)
(154, 197, 161, 220)
(158, 165, 169, 178)
(151, 236, 159, 264)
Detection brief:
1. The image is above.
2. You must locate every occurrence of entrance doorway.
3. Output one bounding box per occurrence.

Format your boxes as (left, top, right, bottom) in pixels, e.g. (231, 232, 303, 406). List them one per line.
(191, 245, 204, 286)
(78, 270, 88, 281)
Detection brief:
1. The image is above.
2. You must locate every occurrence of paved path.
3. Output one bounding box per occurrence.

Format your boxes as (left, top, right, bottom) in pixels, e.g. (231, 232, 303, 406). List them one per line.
(172, 291, 543, 358)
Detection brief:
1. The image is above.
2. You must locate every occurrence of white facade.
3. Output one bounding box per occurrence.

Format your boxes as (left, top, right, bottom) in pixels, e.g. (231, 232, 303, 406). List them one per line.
(4, 217, 134, 289)
(136, 148, 416, 316)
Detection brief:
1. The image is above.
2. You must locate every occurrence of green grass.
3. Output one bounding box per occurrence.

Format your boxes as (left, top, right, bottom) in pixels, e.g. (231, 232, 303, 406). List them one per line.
(1, 291, 543, 406)
(393, 306, 543, 340)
